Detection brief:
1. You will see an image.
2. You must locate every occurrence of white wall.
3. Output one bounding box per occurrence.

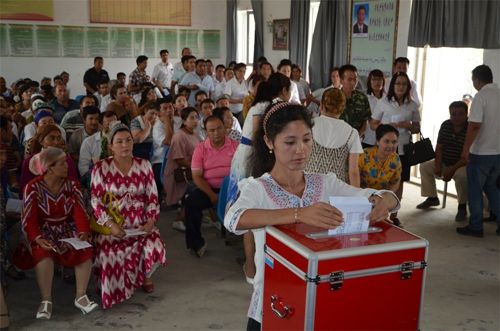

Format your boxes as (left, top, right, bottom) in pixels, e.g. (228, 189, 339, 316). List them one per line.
(0, 0, 226, 96)
(483, 49, 500, 82)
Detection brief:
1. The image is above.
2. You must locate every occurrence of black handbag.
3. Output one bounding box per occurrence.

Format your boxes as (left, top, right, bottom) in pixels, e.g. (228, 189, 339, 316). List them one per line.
(173, 166, 193, 183)
(403, 132, 435, 166)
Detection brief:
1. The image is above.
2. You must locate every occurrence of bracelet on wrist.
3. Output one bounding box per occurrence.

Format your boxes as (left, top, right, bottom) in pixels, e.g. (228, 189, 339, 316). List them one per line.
(293, 207, 300, 224)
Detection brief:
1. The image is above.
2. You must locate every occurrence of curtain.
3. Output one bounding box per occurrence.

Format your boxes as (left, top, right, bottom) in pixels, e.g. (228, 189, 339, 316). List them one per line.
(408, 0, 500, 49)
(226, 0, 238, 64)
(251, 0, 265, 64)
(289, 0, 310, 74)
(308, 0, 349, 90)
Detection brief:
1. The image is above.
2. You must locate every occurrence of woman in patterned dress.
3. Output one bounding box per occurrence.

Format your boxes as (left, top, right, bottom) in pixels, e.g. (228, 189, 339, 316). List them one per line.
(359, 124, 402, 192)
(305, 87, 363, 186)
(224, 102, 400, 330)
(91, 123, 166, 309)
(20, 147, 98, 319)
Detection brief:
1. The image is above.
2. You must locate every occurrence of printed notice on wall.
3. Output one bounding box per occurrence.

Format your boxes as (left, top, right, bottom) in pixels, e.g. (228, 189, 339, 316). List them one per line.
(349, 0, 399, 77)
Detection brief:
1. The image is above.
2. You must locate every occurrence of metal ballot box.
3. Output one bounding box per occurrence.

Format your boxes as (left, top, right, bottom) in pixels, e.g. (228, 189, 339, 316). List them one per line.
(262, 222, 428, 330)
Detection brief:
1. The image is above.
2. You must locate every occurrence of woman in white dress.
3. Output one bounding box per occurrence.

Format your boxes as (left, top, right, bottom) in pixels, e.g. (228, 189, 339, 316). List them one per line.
(363, 69, 386, 148)
(226, 73, 291, 283)
(224, 102, 400, 330)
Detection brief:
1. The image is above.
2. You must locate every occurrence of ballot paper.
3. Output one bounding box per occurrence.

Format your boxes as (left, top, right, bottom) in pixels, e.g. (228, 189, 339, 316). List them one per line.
(124, 228, 147, 237)
(6, 198, 22, 214)
(59, 238, 92, 250)
(328, 196, 372, 236)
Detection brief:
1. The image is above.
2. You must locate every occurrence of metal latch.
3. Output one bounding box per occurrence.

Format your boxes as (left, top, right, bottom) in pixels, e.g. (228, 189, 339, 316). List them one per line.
(329, 271, 344, 291)
(400, 261, 414, 280)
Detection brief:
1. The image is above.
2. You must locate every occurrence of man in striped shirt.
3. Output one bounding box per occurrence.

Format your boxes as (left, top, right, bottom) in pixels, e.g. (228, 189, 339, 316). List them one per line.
(417, 101, 468, 221)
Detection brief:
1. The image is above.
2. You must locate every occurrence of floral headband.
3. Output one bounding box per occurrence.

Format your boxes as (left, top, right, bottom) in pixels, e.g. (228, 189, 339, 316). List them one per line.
(262, 101, 294, 136)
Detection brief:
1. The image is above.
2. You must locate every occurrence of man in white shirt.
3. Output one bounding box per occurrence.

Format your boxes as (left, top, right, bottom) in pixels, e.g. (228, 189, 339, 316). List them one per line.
(152, 49, 174, 96)
(457, 65, 500, 237)
(180, 59, 214, 107)
(212, 64, 226, 101)
(171, 47, 192, 93)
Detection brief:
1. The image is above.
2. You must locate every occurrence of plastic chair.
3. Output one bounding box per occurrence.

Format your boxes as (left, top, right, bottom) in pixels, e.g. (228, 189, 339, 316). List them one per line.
(216, 176, 231, 238)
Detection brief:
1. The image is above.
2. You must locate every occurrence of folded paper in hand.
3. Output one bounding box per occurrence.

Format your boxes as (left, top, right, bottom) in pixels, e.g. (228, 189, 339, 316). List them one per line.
(328, 196, 371, 236)
(124, 228, 147, 237)
(59, 238, 92, 250)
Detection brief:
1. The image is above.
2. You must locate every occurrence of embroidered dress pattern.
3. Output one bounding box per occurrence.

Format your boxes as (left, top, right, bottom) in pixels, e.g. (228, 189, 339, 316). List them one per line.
(91, 157, 166, 309)
(305, 131, 353, 182)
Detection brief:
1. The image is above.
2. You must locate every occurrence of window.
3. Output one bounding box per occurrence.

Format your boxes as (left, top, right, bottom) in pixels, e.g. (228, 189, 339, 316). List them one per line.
(305, 1, 320, 81)
(237, 10, 255, 66)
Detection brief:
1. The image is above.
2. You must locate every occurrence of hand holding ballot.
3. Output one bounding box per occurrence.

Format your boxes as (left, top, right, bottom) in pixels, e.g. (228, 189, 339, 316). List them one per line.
(297, 202, 344, 229)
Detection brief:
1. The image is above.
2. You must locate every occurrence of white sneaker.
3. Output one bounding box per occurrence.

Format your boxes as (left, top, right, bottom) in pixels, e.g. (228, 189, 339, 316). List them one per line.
(172, 220, 186, 232)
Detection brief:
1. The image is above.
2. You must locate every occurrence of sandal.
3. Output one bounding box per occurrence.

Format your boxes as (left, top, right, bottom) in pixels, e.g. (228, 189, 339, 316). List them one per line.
(74, 295, 98, 315)
(36, 301, 52, 320)
(142, 280, 154, 293)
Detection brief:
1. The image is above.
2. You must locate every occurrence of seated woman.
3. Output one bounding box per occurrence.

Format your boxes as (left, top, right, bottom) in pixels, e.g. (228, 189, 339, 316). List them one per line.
(163, 107, 201, 231)
(91, 123, 166, 309)
(213, 107, 241, 142)
(130, 101, 159, 160)
(359, 124, 402, 192)
(20, 124, 78, 197)
(305, 88, 363, 187)
(224, 102, 400, 330)
(19, 147, 97, 319)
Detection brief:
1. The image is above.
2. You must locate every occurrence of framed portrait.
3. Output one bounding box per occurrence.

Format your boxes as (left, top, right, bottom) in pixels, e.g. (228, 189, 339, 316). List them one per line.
(352, 3, 369, 38)
(272, 19, 289, 50)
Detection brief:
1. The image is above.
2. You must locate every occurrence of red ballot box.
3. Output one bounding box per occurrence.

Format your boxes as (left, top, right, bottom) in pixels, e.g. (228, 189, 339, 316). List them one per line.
(262, 222, 428, 330)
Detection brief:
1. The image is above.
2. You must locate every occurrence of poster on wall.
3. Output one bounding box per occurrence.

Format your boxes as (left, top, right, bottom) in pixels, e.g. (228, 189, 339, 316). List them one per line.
(0, 24, 221, 60)
(201, 30, 220, 59)
(36, 25, 60, 57)
(109, 28, 133, 58)
(0, 0, 54, 21)
(157, 29, 178, 58)
(272, 19, 289, 51)
(179, 29, 199, 56)
(62, 26, 85, 57)
(349, 0, 399, 77)
(9, 24, 35, 57)
(89, 0, 191, 26)
(133, 28, 156, 58)
(0, 25, 8, 56)
(87, 27, 109, 58)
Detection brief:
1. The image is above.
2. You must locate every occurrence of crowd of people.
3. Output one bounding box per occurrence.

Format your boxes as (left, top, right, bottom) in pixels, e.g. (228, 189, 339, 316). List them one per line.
(0, 46, 498, 330)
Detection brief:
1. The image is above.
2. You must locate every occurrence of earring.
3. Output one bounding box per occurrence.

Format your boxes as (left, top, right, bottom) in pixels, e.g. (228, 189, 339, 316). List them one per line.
(269, 149, 273, 154)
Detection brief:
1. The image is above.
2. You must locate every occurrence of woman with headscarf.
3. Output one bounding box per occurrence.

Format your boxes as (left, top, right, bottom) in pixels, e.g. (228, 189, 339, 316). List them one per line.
(18, 147, 97, 319)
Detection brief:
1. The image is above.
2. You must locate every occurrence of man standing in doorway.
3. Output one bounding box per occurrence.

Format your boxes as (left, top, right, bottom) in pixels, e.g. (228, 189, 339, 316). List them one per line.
(457, 64, 500, 237)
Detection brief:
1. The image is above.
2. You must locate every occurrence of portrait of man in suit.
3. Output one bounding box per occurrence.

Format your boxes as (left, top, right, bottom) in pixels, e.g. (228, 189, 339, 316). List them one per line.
(353, 4, 369, 36)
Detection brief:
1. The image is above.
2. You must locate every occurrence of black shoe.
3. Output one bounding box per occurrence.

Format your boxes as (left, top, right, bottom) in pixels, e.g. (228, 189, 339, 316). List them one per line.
(455, 207, 467, 222)
(391, 218, 403, 228)
(416, 197, 440, 209)
(484, 213, 497, 222)
(456, 226, 483, 238)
